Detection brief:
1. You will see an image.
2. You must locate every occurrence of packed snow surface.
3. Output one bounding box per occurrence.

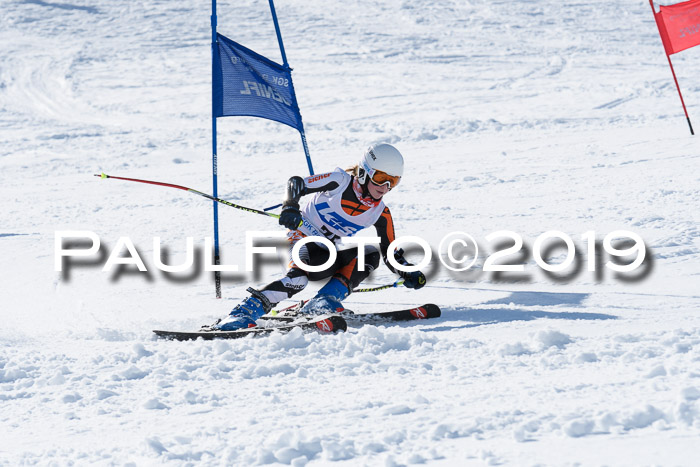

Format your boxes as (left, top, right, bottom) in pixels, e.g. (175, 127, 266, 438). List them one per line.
(1, 0, 700, 465)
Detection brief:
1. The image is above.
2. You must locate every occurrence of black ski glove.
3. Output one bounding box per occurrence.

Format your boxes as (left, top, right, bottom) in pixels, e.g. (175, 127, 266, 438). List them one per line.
(393, 249, 426, 289)
(403, 271, 426, 289)
(279, 202, 302, 230)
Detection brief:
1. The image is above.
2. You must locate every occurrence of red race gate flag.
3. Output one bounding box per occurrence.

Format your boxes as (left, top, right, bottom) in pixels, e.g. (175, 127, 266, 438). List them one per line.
(650, 0, 700, 135)
(652, 0, 700, 55)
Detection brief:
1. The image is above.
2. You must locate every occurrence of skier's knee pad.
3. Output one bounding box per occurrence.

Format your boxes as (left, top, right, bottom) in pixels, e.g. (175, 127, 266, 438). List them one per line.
(261, 271, 309, 305)
(281, 274, 308, 294)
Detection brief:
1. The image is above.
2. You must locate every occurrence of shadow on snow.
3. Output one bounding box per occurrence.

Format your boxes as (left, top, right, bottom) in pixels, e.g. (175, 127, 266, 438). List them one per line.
(428, 291, 616, 331)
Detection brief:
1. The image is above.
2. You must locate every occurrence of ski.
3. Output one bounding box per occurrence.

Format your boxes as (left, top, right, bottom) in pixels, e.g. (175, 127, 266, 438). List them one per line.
(262, 303, 441, 323)
(356, 303, 441, 321)
(153, 314, 347, 341)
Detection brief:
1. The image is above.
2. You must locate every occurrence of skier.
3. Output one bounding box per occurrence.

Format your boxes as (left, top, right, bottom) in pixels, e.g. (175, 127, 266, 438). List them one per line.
(209, 143, 426, 331)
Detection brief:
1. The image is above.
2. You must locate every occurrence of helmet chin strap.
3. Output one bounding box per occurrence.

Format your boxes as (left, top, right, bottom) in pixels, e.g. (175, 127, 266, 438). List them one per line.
(352, 176, 381, 207)
(362, 180, 376, 199)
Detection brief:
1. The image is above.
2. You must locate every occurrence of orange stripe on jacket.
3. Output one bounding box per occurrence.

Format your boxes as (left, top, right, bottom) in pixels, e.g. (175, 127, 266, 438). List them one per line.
(381, 208, 395, 243)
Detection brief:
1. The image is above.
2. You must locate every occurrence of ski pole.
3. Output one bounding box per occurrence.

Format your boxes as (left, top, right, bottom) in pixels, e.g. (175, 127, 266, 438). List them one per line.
(352, 279, 404, 293)
(96, 173, 406, 292)
(95, 172, 282, 221)
(263, 202, 283, 212)
(270, 280, 405, 315)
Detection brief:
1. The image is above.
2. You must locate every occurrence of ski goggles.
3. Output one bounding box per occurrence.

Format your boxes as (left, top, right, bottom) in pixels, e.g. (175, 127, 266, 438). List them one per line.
(368, 169, 401, 189)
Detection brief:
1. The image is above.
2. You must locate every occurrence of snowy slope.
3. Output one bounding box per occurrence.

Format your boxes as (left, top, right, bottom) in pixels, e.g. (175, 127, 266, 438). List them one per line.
(1, 0, 700, 465)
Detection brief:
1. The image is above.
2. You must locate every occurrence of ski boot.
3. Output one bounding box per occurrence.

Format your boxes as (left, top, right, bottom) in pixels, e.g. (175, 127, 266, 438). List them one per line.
(299, 278, 349, 315)
(204, 288, 272, 331)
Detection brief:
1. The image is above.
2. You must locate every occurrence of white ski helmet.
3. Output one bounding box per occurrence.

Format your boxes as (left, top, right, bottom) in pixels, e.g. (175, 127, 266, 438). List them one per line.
(358, 143, 404, 188)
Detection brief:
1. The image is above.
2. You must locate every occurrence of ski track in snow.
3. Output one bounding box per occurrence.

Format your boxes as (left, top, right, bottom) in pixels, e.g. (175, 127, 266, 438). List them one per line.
(2, 0, 700, 465)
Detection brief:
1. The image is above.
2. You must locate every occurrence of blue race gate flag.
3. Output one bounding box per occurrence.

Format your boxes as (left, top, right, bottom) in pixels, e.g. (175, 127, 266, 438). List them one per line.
(213, 33, 303, 131)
